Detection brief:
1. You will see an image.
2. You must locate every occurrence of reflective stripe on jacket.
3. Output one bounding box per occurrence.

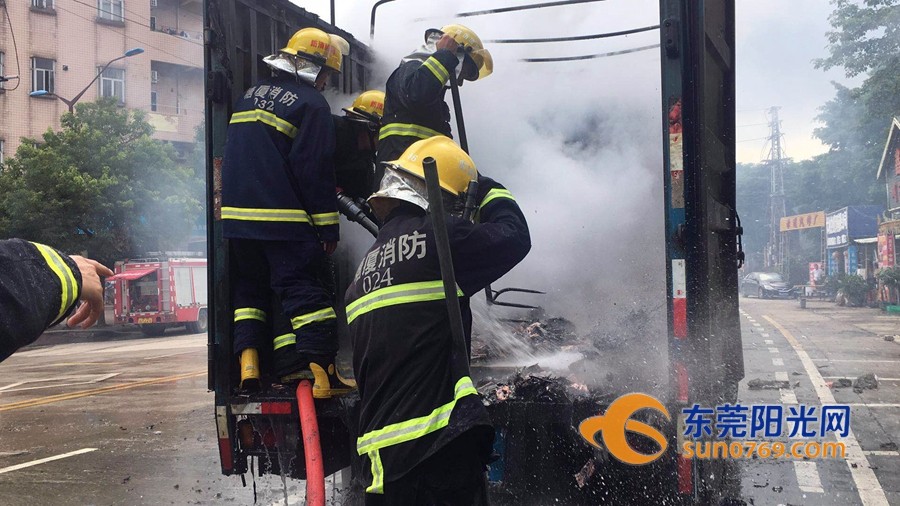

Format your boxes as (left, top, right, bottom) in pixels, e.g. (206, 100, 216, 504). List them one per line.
(345, 197, 531, 492)
(221, 75, 338, 242)
(0, 239, 82, 362)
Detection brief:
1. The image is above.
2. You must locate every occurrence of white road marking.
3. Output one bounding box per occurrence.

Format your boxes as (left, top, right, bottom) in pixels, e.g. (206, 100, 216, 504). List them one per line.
(764, 339, 774, 345)
(780, 388, 798, 405)
(753, 323, 763, 327)
(769, 347, 780, 354)
(764, 315, 889, 506)
(775, 372, 789, 382)
(0, 382, 25, 392)
(0, 448, 97, 474)
(813, 359, 900, 363)
(863, 451, 900, 457)
(794, 461, 824, 494)
(772, 358, 784, 366)
(0, 374, 120, 393)
(823, 376, 900, 382)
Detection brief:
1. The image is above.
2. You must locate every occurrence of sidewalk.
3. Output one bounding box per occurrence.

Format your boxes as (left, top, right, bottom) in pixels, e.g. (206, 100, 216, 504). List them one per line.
(803, 299, 900, 339)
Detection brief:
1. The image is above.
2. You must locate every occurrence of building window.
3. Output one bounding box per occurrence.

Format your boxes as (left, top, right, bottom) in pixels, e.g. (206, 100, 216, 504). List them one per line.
(99, 67, 125, 104)
(149, 16, 156, 31)
(98, 0, 124, 22)
(31, 57, 55, 93)
(0, 139, 5, 165)
(150, 91, 157, 112)
(0, 52, 5, 91)
(32, 0, 55, 9)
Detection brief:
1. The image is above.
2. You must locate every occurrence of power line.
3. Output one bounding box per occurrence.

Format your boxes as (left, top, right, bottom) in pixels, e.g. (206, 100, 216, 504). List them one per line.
(487, 24, 658, 44)
(454, 0, 606, 18)
(68, 0, 203, 48)
(1, 1, 22, 91)
(521, 43, 658, 63)
(53, 3, 200, 67)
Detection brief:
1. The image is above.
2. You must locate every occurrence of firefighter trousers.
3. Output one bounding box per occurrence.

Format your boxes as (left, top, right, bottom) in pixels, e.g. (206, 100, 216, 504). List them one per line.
(231, 239, 337, 360)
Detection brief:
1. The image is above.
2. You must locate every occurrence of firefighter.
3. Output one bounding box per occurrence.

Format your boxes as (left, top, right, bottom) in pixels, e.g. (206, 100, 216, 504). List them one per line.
(374, 24, 493, 190)
(346, 136, 530, 503)
(221, 27, 353, 397)
(0, 239, 113, 362)
(334, 90, 385, 200)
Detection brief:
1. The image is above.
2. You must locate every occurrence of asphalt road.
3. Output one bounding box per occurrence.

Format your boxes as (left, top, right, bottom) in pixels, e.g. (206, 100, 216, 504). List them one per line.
(737, 297, 900, 506)
(0, 328, 307, 506)
(0, 298, 897, 505)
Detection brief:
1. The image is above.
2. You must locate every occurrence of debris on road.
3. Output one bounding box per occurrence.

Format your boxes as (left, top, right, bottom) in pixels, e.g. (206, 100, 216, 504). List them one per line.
(747, 378, 790, 390)
(885, 335, 896, 342)
(835, 378, 853, 388)
(880, 442, 898, 451)
(853, 373, 878, 392)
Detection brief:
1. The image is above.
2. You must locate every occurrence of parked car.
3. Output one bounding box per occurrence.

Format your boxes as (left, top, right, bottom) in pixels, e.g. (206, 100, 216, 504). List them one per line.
(740, 272, 795, 299)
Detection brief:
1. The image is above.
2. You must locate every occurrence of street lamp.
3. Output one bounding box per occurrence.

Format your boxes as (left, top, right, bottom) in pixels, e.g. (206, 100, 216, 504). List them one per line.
(30, 48, 145, 113)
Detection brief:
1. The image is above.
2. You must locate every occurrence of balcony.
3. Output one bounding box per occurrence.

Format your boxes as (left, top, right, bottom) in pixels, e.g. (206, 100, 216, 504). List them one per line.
(148, 110, 203, 144)
(147, 29, 203, 68)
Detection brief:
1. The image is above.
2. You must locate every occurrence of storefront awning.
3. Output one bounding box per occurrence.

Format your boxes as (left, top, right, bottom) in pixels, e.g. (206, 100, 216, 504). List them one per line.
(854, 237, 878, 244)
(108, 268, 157, 281)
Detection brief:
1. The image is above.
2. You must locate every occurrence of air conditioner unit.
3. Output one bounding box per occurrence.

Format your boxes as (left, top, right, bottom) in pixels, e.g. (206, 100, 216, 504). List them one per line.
(150, 70, 159, 83)
(150, 0, 157, 7)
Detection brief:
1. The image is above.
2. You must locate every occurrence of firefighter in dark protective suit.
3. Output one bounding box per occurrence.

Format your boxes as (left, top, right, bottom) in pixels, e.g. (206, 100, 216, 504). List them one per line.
(346, 136, 531, 504)
(0, 239, 113, 362)
(374, 24, 493, 190)
(333, 90, 385, 200)
(221, 27, 354, 397)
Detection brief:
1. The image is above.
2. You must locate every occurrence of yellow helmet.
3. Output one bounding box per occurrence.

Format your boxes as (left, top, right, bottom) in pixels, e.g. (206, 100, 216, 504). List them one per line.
(280, 28, 331, 64)
(324, 34, 350, 73)
(425, 24, 493, 80)
(343, 90, 385, 121)
(388, 136, 476, 196)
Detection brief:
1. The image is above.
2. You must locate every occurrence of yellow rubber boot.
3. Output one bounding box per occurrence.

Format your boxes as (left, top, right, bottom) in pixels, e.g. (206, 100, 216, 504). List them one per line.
(309, 361, 357, 399)
(239, 348, 261, 391)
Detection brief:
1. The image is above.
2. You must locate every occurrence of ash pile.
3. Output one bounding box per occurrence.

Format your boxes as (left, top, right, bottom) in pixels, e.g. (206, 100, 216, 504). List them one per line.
(467, 307, 668, 504)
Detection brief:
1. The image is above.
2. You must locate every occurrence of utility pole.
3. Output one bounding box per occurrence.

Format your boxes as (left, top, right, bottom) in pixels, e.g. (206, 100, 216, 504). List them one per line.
(764, 106, 787, 274)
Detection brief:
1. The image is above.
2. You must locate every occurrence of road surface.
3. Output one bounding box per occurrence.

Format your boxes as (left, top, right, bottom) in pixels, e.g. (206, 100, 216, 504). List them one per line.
(0, 298, 897, 505)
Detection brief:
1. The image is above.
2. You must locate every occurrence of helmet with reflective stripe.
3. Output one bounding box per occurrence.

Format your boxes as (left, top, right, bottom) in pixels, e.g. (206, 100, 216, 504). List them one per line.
(424, 24, 493, 81)
(343, 90, 385, 121)
(388, 136, 476, 196)
(324, 34, 350, 73)
(281, 28, 331, 65)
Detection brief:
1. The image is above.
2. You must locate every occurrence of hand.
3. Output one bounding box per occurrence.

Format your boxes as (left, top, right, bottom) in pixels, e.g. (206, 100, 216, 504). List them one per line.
(436, 34, 459, 53)
(322, 241, 338, 255)
(67, 256, 114, 329)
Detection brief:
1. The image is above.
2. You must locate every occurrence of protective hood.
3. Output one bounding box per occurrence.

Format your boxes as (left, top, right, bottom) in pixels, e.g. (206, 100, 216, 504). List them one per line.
(400, 33, 467, 80)
(262, 52, 321, 86)
(369, 166, 431, 212)
(368, 166, 464, 215)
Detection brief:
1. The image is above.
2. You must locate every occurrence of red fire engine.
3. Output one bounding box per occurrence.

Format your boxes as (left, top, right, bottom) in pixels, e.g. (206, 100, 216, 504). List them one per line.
(111, 253, 208, 336)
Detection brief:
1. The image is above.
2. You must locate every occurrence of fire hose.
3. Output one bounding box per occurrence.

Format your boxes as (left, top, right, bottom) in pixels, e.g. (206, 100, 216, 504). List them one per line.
(296, 380, 325, 506)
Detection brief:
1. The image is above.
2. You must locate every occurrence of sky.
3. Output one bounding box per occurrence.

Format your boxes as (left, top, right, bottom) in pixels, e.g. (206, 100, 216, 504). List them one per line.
(295, 0, 857, 164)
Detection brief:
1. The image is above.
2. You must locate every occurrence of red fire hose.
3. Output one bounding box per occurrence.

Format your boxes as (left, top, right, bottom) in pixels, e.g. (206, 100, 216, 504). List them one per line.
(296, 380, 325, 506)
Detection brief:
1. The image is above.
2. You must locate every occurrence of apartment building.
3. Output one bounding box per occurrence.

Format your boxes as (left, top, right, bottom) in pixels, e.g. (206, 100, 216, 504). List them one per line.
(0, 0, 204, 162)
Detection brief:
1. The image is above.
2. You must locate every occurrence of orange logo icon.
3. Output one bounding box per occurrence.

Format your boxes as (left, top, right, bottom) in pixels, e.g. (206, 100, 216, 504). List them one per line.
(578, 393, 670, 465)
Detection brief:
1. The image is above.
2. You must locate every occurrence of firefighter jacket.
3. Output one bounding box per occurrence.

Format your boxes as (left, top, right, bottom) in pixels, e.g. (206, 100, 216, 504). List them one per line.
(0, 239, 81, 362)
(333, 115, 377, 200)
(222, 75, 339, 242)
(376, 48, 460, 169)
(345, 182, 529, 493)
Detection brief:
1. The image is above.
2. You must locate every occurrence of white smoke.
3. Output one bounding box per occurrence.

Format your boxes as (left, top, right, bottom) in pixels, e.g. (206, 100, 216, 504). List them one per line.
(323, 0, 668, 380)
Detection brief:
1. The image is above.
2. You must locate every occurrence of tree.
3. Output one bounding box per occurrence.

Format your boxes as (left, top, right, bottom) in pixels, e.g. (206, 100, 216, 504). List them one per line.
(0, 99, 202, 267)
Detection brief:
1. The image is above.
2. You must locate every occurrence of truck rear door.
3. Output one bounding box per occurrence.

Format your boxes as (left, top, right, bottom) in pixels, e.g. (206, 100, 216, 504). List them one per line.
(659, 0, 741, 502)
